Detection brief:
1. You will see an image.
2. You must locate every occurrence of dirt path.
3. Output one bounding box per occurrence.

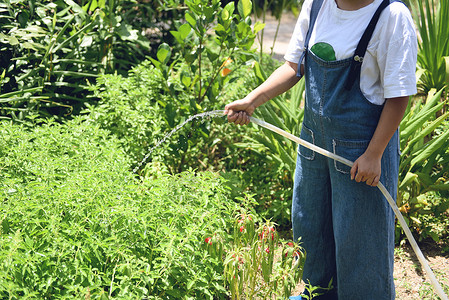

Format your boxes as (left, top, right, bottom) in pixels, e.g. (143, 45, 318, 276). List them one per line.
(255, 12, 298, 61)
(394, 243, 449, 299)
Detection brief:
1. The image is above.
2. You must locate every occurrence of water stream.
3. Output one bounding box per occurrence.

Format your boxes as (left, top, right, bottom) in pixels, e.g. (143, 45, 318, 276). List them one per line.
(132, 110, 225, 174)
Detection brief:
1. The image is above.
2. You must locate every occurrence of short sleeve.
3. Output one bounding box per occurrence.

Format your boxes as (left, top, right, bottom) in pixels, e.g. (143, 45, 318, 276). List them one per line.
(284, 0, 314, 64)
(376, 2, 418, 99)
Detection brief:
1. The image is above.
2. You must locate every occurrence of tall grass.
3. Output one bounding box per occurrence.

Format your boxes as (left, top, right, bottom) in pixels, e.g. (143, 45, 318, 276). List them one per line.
(410, 0, 449, 93)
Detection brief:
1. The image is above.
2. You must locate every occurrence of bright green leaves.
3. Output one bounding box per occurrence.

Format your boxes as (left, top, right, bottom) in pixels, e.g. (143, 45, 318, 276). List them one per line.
(149, 43, 172, 77)
(0, 120, 238, 297)
(170, 23, 191, 45)
(411, 0, 449, 92)
(253, 22, 266, 34)
(222, 2, 235, 20)
(82, 0, 106, 12)
(397, 88, 449, 242)
(156, 43, 172, 65)
(238, 0, 252, 18)
(157, 0, 260, 108)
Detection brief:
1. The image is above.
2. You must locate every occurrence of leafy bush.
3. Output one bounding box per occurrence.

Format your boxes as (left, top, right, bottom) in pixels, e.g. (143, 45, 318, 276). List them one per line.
(151, 0, 264, 111)
(0, 0, 151, 119)
(85, 56, 299, 230)
(397, 89, 449, 243)
(0, 119, 239, 299)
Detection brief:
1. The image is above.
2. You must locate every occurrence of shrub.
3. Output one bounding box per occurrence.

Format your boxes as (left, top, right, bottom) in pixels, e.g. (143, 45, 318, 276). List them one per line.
(397, 89, 449, 243)
(0, 0, 151, 119)
(85, 56, 298, 230)
(0, 119, 238, 298)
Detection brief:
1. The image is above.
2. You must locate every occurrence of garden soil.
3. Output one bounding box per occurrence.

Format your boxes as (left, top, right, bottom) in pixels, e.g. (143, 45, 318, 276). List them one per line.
(261, 12, 449, 299)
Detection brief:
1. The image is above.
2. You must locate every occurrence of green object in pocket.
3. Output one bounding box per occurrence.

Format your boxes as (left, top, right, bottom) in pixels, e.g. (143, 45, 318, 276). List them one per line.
(311, 42, 336, 61)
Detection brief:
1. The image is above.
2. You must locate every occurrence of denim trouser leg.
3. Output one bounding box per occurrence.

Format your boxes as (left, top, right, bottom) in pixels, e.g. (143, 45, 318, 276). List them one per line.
(292, 128, 399, 300)
(329, 132, 398, 299)
(292, 126, 337, 293)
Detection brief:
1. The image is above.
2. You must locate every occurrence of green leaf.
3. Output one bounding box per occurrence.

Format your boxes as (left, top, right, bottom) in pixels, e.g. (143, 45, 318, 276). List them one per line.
(399, 172, 418, 190)
(157, 43, 171, 64)
(444, 56, 449, 85)
(221, 5, 230, 20)
(185, 12, 197, 28)
(428, 183, 449, 191)
(80, 35, 93, 47)
(410, 129, 449, 168)
(179, 23, 191, 39)
(224, 2, 235, 16)
(238, 0, 252, 19)
(401, 110, 449, 156)
(253, 22, 265, 34)
(181, 72, 191, 88)
(170, 23, 192, 45)
(400, 92, 444, 138)
(253, 61, 267, 83)
(187, 280, 195, 290)
(203, 6, 214, 21)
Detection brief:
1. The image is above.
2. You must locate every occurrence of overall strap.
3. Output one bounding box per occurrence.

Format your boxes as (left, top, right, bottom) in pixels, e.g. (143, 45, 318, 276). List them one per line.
(297, 0, 325, 76)
(345, 0, 395, 90)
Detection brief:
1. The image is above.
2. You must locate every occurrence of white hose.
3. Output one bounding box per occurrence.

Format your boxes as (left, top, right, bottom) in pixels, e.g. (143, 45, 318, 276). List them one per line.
(245, 115, 448, 300)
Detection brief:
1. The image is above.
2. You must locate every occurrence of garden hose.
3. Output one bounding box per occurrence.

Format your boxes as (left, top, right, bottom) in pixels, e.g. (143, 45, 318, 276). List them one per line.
(210, 110, 448, 299)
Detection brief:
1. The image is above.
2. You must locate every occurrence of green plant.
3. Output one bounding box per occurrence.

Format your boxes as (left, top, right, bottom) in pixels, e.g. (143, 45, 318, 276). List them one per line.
(151, 0, 264, 107)
(231, 65, 305, 226)
(0, 118, 239, 298)
(397, 88, 449, 242)
(222, 212, 305, 299)
(410, 0, 449, 93)
(0, 0, 151, 119)
(85, 60, 256, 174)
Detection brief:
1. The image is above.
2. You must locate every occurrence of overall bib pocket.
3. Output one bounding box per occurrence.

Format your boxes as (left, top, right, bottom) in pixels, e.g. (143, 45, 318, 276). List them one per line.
(332, 138, 370, 174)
(298, 125, 315, 160)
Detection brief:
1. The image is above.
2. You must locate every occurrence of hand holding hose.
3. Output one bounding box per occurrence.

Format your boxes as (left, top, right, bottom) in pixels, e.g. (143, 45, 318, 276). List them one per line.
(351, 151, 382, 187)
(224, 98, 257, 125)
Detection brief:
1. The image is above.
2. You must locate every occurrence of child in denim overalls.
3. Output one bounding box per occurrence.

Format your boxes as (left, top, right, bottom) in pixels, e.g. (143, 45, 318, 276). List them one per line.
(224, 0, 417, 298)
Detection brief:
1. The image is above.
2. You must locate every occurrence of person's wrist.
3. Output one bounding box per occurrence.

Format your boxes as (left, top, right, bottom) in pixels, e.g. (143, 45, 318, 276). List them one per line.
(249, 92, 269, 110)
(364, 146, 383, 161)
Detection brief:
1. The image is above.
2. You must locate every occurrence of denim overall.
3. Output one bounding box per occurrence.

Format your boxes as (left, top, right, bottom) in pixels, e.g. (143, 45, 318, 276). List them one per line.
(291, 0, 400, 299)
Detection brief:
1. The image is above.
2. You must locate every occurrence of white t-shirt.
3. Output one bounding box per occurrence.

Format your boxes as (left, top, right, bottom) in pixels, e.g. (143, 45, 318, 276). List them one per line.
(284, 0, 418, 105)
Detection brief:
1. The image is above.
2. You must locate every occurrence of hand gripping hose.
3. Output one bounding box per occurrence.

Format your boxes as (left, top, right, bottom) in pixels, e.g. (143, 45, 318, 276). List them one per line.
(211, 109, 448, 299)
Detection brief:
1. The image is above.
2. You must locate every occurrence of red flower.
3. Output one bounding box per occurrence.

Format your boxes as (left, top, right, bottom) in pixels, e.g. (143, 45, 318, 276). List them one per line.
(259, 226, 276, 241)
(265, 247, 270, 254)
(287, 242, 294, 247)
(205, 237, 212, 245)
(239, 226, 244, 232)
